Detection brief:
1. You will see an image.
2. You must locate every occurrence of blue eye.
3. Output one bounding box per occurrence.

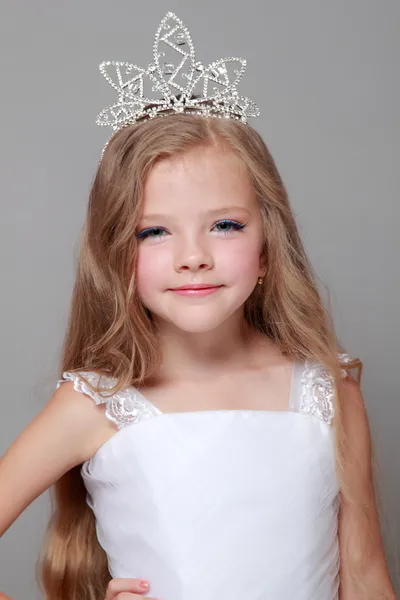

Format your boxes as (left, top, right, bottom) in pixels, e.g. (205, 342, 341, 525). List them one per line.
(212, 220, 246, 234)
(136, 227, 167, 240)
(136, 220, 246, 241)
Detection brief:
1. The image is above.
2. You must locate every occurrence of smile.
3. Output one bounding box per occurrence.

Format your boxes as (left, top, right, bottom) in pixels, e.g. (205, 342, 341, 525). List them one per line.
(169, 285, 223, 297)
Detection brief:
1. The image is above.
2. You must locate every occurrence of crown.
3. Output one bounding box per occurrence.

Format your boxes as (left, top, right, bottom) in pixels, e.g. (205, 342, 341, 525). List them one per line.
(96, 11, 260, 152)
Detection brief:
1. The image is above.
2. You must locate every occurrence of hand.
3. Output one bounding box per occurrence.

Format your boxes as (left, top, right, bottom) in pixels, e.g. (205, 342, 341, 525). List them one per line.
(105, 578, 158, 600)
(0, 579, 158, 600)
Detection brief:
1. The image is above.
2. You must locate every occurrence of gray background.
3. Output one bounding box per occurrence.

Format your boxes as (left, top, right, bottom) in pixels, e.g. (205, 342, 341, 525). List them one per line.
(0, 1, 399, 598)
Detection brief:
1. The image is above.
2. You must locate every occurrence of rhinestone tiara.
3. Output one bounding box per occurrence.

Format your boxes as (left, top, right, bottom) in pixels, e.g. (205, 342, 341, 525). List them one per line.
(96, 11, 260, 155)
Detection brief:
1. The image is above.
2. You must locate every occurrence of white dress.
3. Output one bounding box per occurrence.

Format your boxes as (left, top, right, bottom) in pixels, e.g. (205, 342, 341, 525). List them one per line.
(57, 354, 352, 600)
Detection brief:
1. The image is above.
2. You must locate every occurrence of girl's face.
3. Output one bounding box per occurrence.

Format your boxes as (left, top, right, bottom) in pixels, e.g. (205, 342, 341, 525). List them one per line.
(135, 147, 265, 333)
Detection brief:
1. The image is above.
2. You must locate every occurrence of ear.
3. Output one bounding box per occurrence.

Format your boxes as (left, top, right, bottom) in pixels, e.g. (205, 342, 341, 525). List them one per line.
(258, 254, 267, 277)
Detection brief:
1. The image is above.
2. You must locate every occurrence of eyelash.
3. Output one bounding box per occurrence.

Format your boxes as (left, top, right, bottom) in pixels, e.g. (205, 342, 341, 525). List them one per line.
(136, 219, 247, 241)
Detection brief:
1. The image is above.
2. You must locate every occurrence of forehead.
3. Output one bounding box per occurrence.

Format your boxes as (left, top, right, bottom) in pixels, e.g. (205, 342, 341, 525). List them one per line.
(142, 147, 257, 215)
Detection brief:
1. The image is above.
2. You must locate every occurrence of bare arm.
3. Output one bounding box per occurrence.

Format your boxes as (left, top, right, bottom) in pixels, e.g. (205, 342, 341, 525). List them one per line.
(338, 374, 397, 599)
(0, 382, 116, 537)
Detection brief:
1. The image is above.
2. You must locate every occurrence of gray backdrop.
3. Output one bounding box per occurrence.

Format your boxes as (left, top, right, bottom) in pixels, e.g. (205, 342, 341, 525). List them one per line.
(0, 1, 399, 598)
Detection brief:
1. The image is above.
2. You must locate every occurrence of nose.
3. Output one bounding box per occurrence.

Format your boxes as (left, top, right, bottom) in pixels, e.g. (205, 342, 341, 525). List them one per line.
(173, 236, 214, 274)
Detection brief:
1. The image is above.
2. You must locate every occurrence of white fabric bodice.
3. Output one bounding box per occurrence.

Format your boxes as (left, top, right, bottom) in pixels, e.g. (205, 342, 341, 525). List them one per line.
(57, 355, 352, 600)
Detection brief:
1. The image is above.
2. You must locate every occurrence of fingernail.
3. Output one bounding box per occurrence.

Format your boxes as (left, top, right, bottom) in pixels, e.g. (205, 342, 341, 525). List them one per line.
(140, 580, 149, 589)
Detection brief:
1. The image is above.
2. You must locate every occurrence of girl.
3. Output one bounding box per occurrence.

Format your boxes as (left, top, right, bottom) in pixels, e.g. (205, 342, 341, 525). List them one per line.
(0, 11, 396, 600)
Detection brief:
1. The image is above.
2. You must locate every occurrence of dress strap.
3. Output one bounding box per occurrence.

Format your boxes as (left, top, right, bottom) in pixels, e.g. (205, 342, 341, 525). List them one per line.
(290, 352, 353, 426)
(57, 371, 162, 429)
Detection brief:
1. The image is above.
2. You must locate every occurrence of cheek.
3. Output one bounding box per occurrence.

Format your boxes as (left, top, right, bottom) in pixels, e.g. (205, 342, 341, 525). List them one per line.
(135, 247, 170, 297)
(217, 239, 262, 280)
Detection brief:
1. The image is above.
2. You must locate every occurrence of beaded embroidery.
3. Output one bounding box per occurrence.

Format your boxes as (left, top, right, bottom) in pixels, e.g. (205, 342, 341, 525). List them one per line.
(57, 371, 161, 429)
(299, 352, 353, 425)
(58, 353, 353, 428)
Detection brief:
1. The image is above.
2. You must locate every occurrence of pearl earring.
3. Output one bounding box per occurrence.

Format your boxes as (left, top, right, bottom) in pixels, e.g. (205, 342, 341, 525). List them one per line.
(257, 277, 263, 286)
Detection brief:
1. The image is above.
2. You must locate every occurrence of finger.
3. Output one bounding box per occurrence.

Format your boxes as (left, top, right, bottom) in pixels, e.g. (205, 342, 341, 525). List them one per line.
(105, 578, 151, 600)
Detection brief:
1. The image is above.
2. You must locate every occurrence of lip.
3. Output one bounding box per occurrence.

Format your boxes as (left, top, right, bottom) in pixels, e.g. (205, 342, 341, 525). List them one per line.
(172, 284, 221, 290)
(169, 284, 223, 297)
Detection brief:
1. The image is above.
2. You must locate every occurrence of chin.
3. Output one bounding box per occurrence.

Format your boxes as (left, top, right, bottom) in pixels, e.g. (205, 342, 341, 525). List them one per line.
(171, 321, 225, 334)
(143, 289, 255, 333)
(163, 314, 229, 334)
(154, 300, 248, 333)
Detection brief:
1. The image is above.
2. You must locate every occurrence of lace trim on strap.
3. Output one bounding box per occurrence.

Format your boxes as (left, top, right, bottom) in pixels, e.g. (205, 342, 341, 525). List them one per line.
(299, 352, 353, 426)
(57, 371, 162, 429)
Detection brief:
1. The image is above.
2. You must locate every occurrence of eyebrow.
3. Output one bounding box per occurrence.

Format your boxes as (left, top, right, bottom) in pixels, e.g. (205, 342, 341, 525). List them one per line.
(139, 206, 251, 222)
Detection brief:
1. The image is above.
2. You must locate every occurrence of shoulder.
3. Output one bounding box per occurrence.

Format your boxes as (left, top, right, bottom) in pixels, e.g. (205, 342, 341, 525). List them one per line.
(335, 349, 367, 435)
(55, 370, 161, 443)
(56, 370, 118, 403)
(338, 371, 371, 460)
(49, 372, 119, 462)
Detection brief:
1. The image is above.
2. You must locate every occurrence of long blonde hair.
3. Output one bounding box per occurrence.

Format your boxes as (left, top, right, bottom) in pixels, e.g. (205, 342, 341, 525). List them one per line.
(38, 114, 369, 599)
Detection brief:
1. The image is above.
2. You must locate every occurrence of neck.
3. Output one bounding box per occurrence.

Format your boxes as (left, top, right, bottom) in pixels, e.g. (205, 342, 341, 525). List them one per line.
(153, 310, 275, 383)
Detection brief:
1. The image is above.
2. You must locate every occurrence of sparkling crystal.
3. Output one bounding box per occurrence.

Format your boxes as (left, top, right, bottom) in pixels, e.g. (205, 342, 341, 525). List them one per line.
(173, 32, 187, 46)
(96, 12, 260, 157)
(163, 62, 175, 75)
